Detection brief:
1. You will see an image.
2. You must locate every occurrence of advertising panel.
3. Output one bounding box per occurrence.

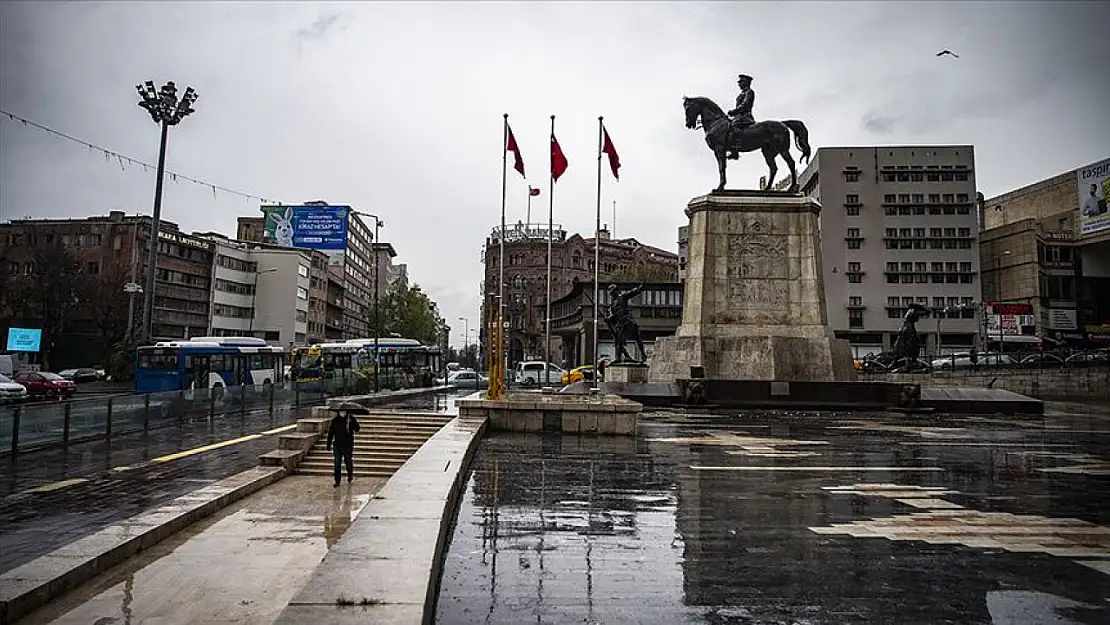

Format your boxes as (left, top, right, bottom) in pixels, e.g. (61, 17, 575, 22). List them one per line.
(1045, 308, 1078, 331)
(261, 205, 350, 251)
(1078, 157, 1110, 236)
(6, 327, 42, 352)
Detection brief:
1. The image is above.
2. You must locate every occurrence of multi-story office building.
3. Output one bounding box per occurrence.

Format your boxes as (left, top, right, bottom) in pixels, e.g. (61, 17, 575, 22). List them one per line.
(481, 221, 679, 367)
(792, 146, 982, 357)
(0, 211, 215, 367)
(200, 234, 317, 347)
(237, 206, 396, 340)
(981, 157, 1110, 347)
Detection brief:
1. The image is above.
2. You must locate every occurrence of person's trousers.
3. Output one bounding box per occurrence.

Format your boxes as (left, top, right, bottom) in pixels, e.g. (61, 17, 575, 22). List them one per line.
(333, 447, 354, 484)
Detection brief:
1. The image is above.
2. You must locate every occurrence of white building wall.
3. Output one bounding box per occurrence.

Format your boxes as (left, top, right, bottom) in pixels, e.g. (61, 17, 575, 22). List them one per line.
(209, 241, 256, 336)
(252, 249, 311, 347)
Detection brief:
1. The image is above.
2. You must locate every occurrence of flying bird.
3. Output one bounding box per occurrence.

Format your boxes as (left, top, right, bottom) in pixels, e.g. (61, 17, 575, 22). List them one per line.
(936, 50, 959, 58)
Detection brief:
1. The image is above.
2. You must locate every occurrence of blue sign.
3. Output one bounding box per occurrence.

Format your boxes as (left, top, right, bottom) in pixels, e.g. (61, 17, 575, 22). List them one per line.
(261, 205, 350, 251)
(6, 328, 42, 352)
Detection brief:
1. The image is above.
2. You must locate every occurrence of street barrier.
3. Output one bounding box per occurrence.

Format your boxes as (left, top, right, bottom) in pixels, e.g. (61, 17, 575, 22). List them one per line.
(0, 377, 373, 457)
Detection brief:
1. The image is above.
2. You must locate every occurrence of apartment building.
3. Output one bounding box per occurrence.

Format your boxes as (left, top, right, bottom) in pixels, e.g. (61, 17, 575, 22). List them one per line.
(793, 146, 982, 357)
(0, 212, 215, 366)
(981, 157, 1110, 347)
(200, 234, 317, 347)
(237, 207, 394, 340)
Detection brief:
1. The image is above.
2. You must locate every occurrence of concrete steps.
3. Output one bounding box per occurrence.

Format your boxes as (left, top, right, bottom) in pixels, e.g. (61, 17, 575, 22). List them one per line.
(295, 412, 454, 478)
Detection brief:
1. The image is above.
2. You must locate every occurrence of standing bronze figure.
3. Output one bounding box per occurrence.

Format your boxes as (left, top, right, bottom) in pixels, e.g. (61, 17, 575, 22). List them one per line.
(605, 283, 647, 364)
(683, 75, 812, 192)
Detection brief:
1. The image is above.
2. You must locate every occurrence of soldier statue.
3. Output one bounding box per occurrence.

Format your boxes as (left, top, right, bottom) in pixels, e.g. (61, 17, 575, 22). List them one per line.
(605, 283, 647, 364)
(726, 74, 756, 160)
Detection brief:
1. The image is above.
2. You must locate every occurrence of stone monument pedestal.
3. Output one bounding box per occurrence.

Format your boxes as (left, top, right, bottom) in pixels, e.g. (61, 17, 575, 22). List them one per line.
(605, 363, 648, 384)
(649, 191, 855, 383)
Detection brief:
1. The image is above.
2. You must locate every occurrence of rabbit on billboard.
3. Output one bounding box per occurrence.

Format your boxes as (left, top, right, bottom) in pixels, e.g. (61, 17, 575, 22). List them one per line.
(273, 207, 295, 247)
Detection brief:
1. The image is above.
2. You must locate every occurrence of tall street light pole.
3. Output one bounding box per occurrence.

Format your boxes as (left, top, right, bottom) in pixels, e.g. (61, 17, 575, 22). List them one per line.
(458, 316, 469, 367)
(353, 210, 383, 392)
(136, 80, 198, 343)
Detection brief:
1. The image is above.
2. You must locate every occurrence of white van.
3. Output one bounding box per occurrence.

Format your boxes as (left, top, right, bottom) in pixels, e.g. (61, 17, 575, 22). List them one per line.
(514, 361, 565, 386)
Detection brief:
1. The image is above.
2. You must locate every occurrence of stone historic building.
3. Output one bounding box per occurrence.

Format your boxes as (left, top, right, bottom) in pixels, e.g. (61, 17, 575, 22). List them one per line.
(481, 222, 679, 368)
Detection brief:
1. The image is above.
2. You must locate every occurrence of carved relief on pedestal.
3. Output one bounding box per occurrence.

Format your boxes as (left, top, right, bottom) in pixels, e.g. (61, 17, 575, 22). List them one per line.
(726, 231, 795, 319)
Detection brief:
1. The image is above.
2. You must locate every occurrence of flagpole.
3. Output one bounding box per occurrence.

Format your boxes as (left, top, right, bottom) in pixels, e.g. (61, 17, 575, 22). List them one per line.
(545, 115, 555, 386)
(527, 189, 532, 228)
(594, 117, 603, 375)
(495, 114, 509, 399)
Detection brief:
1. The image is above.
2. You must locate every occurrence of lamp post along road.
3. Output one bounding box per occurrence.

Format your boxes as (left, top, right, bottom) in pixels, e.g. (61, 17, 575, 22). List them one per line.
(136, 80, 198, 342)
(353, 210, 383, 392)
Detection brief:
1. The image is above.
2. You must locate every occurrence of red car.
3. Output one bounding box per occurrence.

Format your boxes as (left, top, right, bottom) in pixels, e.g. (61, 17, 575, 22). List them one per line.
(14, 371, 77, 399)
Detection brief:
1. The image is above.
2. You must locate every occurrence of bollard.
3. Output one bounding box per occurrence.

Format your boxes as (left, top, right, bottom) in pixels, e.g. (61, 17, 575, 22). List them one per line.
(268, 381, 275, 416)
(12, 406, 21, 455)
(240, 383, 246, 417)
(209, 389, 216, 419)
(143, 394, 151, 431)
(63, 401, 72, 446)
(106, 397, 113, 438)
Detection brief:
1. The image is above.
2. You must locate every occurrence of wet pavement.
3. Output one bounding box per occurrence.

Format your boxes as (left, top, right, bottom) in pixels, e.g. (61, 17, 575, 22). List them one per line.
(436, 402, 1110, 624)
(0, 390, 454, 575)
(19, 475, 386, 625)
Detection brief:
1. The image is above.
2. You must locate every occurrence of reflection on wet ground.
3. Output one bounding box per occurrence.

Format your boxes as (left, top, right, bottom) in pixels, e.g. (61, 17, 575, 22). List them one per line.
(436, 406, 1110, 624)
(21, 475, 385, 625)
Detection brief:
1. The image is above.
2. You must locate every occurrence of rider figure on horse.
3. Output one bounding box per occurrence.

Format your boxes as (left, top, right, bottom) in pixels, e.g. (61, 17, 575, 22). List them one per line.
(727, 74, 756, 160)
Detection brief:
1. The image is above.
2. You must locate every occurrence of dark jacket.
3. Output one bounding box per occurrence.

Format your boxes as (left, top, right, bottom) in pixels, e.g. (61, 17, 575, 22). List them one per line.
(326, 414, 361, 452)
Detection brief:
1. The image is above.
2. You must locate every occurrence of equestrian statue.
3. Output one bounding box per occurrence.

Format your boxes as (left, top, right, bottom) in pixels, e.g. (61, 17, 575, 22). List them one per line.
(683, 73, 812, 193)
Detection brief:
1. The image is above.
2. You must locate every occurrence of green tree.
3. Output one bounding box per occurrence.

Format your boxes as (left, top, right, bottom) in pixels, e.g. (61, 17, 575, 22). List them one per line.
(611, 262, 677, 283)
(365, 279, 443, 346)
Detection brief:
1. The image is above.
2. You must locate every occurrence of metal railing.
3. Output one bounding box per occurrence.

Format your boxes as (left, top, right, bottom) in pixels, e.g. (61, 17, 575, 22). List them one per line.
(857, 348, 1109, 375)
(0, 376, 382, 457)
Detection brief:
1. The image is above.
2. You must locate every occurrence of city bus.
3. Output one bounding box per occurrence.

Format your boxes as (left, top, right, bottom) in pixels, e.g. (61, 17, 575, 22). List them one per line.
(289, 337, 442, 392)
(134, 337, 287, 393)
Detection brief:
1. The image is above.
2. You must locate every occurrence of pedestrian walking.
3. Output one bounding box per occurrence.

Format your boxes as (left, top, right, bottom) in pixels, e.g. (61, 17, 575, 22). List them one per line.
(326, 402, 367, 488)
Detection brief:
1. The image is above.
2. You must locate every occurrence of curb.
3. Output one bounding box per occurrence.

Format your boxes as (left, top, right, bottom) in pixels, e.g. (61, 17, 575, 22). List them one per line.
(0, 465, 286, 624)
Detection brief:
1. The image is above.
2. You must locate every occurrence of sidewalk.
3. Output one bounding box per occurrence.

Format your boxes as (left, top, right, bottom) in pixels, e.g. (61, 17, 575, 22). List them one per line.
(18, 475, 387, 625)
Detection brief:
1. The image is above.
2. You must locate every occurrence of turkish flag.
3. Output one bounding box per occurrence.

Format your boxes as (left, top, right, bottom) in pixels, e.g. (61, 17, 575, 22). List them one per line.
(529, 187, 541, 196)
(506, 123, 525, 178)
(551, 133, 568, 182)
(601, 127, 620, 181)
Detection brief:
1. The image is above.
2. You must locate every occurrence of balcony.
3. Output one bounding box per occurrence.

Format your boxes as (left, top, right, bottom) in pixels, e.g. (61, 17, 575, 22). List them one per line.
(845, 302, 867, 310)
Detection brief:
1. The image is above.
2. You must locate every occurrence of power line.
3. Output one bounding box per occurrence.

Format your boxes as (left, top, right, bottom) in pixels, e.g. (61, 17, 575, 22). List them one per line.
(0, 108, 282, 204)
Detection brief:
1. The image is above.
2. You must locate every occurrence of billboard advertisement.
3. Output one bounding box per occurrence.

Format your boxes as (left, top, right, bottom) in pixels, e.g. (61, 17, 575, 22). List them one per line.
(6, 328, 42, 352)
(1078, 158, 1110, 236)
(261, 205, 350, 250)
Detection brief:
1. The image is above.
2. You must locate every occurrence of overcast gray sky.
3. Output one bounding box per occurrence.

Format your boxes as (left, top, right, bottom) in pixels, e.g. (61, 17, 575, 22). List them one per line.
(1, 1, 1108, 346)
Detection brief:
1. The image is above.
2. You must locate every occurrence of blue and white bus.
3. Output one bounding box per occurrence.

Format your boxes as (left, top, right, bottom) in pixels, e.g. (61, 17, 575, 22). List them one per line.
(134, 337, 287, 393)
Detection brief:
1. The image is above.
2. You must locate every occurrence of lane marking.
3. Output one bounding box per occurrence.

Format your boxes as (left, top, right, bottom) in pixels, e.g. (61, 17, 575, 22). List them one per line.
(150, 434, 263, 463)
(691, 466, 945, 472)
(18, 478, 90, 495)
(8, 422, 296, 496)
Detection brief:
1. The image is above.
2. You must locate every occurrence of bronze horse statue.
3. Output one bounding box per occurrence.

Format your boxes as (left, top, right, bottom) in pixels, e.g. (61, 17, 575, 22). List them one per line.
(683, 96, 812, 193)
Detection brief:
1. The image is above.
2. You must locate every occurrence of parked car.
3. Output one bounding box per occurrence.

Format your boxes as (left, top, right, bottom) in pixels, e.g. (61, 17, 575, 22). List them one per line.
(58, 367, 101, 383)
(515, 361, 565, 386)
(1017, 353, 1066, 368)
(931, 353, 1017, 371)
(1064, 350, 1110, 367)
(562, 365, 595, 386)
(441, 370, 489, 390)
(0, 374, 28, 404)
(13, 371, 77, 399)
